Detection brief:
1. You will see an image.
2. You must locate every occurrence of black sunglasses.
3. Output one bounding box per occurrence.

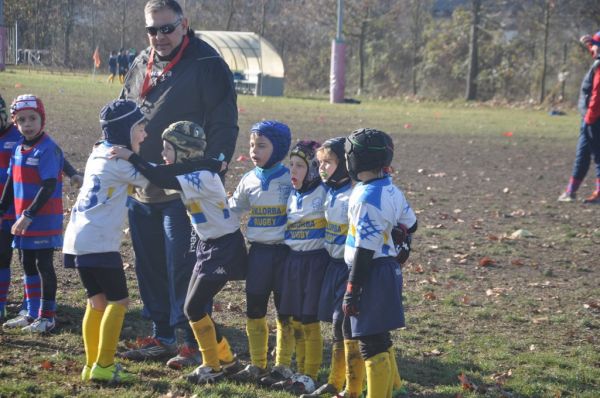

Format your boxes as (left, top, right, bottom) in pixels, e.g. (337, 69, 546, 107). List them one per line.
(146, 18, 182, 36)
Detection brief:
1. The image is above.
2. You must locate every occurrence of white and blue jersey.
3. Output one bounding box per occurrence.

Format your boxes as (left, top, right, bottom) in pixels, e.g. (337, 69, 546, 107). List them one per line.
(284, 183, 327, 252)
(176, 170, 239, 241)
(228, 163, 291, 244)
(344, 176, 416, 266)
(63, 142, 150, 256)
(324, 182, 352, 260)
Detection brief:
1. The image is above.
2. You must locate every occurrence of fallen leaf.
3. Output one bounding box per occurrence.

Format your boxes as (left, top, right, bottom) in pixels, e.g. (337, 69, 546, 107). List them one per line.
(479, 257, 495, 267)
(487, 235, 499, 241)
(423, 348, 443, 357)
(491, 369, 513, 385)
(404, 123, 412, 129)
(40, 360, 54, 370)
(511, 259, 525, 266)
(510, 229, 534, 239)
(529, 344, 536, 351)
(123, 262, 131, 270)
(227, 302, 242, 312)
(412, 264, 424, 273)
(423, 292, 437, 301)
(461, 295, 470, 305)
(532, 317, 549, 324)
(503, 131, 513, 137)
(458, 373, 477, 391)
(236, 155, 249, 162)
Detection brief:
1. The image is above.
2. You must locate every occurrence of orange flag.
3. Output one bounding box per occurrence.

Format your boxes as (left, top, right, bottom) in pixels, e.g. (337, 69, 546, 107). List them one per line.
(92, 47, 101, 68)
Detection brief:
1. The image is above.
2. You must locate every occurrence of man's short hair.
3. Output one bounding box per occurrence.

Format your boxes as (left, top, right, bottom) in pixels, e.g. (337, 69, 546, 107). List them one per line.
(144, 0, 184, 18)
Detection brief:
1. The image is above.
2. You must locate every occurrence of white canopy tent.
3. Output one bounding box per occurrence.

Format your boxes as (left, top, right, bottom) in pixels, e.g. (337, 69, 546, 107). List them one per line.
(196, 31, 284, 96)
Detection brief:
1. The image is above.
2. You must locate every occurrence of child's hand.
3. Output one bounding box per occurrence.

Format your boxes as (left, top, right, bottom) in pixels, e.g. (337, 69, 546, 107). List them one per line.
(70, 174, 83, 189)
(220, 161, 228, 172)
(580, 34, 593, 46)
(109, 146, 134, 160)
(11, 215, 32, 236)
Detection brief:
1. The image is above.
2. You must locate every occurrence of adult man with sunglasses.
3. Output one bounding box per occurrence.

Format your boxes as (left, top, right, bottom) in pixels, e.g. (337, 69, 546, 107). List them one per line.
(119, 0, 239, 371)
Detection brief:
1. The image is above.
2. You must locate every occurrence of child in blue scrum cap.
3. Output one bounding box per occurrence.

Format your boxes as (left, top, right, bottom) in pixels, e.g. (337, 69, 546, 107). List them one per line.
(228, 120, 293, 382)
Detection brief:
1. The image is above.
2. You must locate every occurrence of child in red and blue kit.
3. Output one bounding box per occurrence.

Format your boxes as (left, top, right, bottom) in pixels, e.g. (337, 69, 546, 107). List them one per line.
(0, 94, 82, 327)
(0, 94, 65, 334)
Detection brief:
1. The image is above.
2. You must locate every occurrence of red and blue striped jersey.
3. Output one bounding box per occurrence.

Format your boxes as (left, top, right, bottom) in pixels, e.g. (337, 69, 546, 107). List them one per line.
(9, 133, 64, 248)
(0, 125, 21, 222)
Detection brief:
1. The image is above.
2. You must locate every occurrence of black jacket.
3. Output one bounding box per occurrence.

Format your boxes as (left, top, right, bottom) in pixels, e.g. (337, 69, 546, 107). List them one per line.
(121, 32, 239, 202)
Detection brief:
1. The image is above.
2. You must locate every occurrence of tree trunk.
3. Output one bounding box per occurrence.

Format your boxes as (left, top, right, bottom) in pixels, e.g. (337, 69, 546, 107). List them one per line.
(63, 0, 74, 67)
(358, 7, 370, 92)
(539, 0, 551, 103)
(120, 0, 127, 49)
(260, 0, 268, 36)
(226, 0, 236, 31)
(465, 0, 480, 101)
(410, 0, 424, 95)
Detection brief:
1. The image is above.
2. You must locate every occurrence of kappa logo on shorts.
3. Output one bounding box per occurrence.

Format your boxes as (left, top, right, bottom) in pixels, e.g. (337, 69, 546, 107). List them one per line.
(213, 266, 227, 275)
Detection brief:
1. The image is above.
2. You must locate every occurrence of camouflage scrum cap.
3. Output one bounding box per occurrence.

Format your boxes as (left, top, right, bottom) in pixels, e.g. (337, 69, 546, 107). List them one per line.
(161, 121, 207, 163)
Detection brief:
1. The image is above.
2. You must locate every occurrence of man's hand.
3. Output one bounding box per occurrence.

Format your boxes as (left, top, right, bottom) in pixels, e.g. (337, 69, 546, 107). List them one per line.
(342, 282, 362, 316)
(109, 146, 134, 160)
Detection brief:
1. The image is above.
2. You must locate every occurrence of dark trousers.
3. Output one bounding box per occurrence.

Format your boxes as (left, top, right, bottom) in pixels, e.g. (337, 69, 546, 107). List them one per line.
(572, 120, 600, 182)
(128, 197, 198, 343)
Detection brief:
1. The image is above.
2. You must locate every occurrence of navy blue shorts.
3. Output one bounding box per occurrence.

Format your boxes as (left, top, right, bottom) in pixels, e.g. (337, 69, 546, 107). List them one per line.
(279, 249, 329, 319)
(77, 266, 128, 301)
(350, 257, 405, 337)
(195, 229, 247, 281)
(64, 252, 123, 269)
(317, 257, 348, 323)
(246, 242, 288, 296)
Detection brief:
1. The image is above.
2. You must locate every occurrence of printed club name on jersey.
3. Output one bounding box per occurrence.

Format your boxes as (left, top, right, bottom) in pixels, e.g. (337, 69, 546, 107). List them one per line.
(285, 218, 326, 240)
(248, 205, 287, 227)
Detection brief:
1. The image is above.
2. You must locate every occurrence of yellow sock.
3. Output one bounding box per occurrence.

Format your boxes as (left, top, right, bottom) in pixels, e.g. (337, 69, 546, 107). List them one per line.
(292, 319, 305, 374)
(96, 303, 126, 367)
(344, 339, 365, 396)
(365, 352, 391, 398)
(246, 317, 268, 368)
(190, 315, 220, 370)
(302, 322, 323, 379)
(275, 317, 295, 367)
(217, 335, 234, 363)
(327, 341, 346, 391)
(82, 303, 104, 368)
(388, 346, 402, 391)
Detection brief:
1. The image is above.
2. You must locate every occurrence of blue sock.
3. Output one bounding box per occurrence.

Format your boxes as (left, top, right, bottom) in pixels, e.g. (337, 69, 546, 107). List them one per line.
(40, 299, 56, 320)
(0, 268, 10, 316)
(24, 275, 41, 319)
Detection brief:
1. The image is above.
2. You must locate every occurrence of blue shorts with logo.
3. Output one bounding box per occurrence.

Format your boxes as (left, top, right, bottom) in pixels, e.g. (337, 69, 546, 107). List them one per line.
(350, 257, 405, 337)
(317, 257, 348, 323)
(246, 242, 288, 296)
(195, 229, 247, 281)
(279, 248, 329, 319)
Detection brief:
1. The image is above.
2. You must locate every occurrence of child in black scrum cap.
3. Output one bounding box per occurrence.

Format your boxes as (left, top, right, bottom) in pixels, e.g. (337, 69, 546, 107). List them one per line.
(343, 128, 417, 398)
(111, 121, 244, 384)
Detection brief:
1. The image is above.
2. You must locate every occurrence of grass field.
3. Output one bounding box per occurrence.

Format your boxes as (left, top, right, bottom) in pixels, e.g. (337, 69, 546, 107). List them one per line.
(0, 68, 599, 398)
